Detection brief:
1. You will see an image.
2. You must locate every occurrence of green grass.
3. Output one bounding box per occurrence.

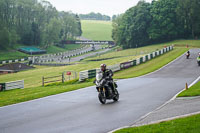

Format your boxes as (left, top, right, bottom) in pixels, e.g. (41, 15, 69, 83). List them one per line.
(115, 113, 200, 133)
(0, 51, 28, 61)
(178, 81, 200, 97)
(81, 20, 113, 41)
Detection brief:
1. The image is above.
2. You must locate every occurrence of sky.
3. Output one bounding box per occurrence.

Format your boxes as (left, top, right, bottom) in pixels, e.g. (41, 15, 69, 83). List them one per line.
(45, 0, 152, 17)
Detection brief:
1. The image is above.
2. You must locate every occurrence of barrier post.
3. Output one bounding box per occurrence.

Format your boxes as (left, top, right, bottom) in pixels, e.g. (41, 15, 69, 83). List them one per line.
(42, 76, 44, 86)
(62, 73, 64, 83)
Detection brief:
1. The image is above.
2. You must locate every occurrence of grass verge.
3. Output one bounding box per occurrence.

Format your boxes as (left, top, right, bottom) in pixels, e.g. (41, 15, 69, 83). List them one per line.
(114, 113, 200, 133)
(178, 81, 200, 97)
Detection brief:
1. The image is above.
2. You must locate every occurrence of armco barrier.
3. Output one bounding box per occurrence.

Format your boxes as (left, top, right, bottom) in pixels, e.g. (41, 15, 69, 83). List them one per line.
(107, 64, 120, 72)
(79, 70, 89, 81)
(79, 46, 173, 81)
(0, 80, 24, 91)
(120, 61, 132, 69)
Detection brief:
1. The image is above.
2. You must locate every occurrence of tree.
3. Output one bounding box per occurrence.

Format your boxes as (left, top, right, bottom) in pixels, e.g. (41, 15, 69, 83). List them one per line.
(176, 0, 200, 38)
(148, 0, 179, 43)
(44, 18, 62, 47)
(112, 1, 152, 48)
(0, 0, 83, 49)
(79, 12, 111, 21)
(0, 27, 10, 49)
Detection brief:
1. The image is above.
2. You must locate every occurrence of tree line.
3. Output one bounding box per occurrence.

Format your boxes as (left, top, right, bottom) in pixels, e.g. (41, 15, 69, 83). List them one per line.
(112, 0, 200, 49)
(0, 0, 82, 50)
(79, 12, 111, 21)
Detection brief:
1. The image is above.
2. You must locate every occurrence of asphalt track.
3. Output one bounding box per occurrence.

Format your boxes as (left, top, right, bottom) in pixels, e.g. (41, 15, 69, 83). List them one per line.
(0, 49, 199, 133)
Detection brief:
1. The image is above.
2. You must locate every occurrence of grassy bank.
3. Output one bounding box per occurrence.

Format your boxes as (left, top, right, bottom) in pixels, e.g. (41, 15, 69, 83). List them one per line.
(178, 81, 200, 97)
(115, 113, 200, 133)
(81, 20, 113, 41)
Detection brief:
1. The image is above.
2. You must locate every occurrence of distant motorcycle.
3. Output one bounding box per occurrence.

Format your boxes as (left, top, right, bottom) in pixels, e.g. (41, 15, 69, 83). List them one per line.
(186, 53, 190, 59)
(95, 72, 119, 104)
(197, 57, 200, 66)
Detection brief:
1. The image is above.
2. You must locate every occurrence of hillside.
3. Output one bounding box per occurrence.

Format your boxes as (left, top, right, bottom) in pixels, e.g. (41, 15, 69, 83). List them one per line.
(81, 20, 113, 41)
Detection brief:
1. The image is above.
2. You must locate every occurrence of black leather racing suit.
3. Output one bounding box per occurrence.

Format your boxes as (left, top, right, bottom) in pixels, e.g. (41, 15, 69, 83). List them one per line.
(102, 69, 116, 93)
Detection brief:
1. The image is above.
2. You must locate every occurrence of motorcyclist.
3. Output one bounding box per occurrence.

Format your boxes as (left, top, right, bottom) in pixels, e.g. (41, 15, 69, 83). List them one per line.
(100, 64, 116, 94)
(187, 50, 190, 55)
(197, 53, 200, 60)
(186, 50, 190, 58)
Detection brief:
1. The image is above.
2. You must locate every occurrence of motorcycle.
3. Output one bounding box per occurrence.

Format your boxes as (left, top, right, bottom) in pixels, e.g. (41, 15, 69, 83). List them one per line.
(197, 57, 200, 66)
(186, 53, 190, 59)
(95, 72, 119, 104)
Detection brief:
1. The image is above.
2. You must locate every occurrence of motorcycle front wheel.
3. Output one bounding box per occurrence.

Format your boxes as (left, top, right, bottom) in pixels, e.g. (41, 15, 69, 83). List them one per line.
(98, 92, 106, 104)
(113, 89, 119, 102)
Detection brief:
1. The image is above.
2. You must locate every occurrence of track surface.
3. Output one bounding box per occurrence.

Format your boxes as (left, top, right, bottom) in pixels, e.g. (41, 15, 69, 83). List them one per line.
(0, 49, 199, 133)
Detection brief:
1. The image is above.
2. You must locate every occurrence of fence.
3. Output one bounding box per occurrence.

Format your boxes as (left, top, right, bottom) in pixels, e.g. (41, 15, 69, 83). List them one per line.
(79, 46, 173, 81)
(0, 80, 24, 91)
(0, 57, 31, 65)
(42, 71, 77, 86)
(42, 74, 64, 86)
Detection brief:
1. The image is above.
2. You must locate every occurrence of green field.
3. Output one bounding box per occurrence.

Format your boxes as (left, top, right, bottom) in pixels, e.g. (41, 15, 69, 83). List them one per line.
(81, 20, 113, 41)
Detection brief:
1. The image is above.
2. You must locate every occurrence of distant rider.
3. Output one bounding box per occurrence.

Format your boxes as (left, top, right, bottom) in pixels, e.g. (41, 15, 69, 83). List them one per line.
(186, 50, 190, 58)
(187, 50, 190, 55)
(100, 64, 116, 93)
(197, 53, 200, 60)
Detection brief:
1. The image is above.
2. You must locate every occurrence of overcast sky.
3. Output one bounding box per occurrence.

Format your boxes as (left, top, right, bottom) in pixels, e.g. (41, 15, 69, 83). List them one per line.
(45, 0, 152, 17)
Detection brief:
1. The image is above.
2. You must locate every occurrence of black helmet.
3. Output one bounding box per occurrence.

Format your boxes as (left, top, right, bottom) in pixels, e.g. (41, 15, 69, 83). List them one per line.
(100, 64, 106, 71)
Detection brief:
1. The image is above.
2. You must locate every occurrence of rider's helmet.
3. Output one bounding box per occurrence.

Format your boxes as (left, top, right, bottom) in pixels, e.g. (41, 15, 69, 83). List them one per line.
(100, 64, 106, 72)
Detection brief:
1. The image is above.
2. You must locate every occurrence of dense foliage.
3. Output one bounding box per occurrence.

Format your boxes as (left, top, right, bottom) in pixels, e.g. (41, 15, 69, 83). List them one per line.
(79, 12, 111, 21)
(112, 0, 200, 49)
(0, 0, 82, 50)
